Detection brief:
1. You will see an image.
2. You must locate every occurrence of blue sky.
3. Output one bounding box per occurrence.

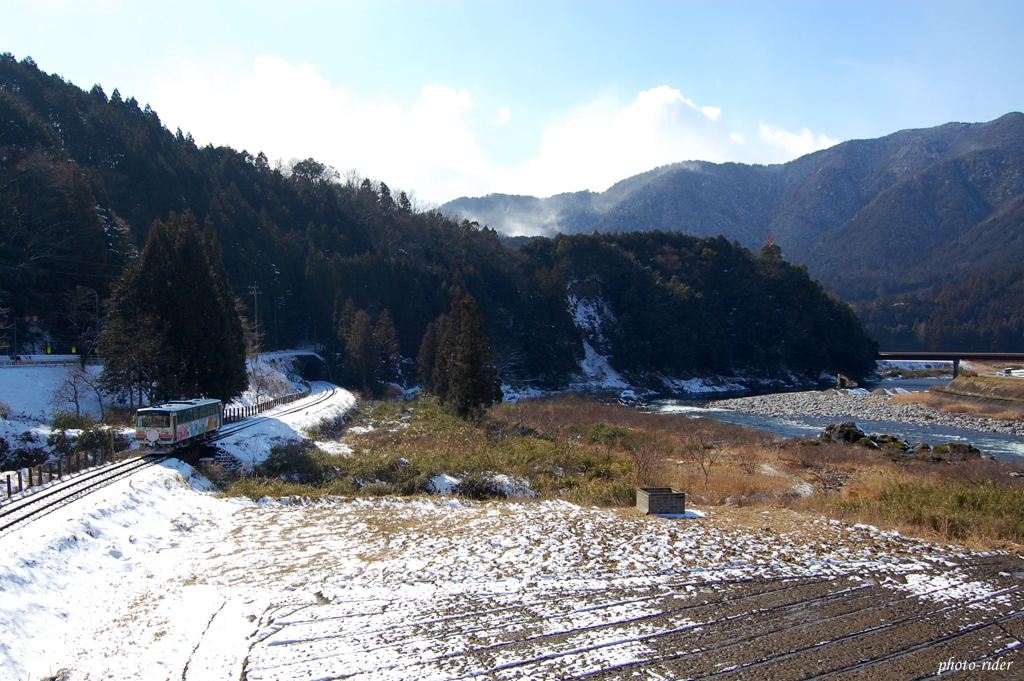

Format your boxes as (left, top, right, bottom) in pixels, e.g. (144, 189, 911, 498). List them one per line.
(3, 1, 1023, 203)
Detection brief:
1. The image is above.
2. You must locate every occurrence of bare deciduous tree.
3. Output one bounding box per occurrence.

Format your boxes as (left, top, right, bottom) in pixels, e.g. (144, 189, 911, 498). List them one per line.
(52, 364, 104, 419)
(680, 423, 723, 489)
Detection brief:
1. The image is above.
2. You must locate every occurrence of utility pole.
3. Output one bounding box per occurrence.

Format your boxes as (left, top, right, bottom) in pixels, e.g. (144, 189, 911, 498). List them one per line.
(77, 286, 100, 357)
(249, 283, 261, 360)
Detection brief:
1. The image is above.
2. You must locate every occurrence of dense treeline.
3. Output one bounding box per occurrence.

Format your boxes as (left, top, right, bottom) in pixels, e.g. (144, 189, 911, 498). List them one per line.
(0, 54, 877, 392)
(856, 269, 1024, 351)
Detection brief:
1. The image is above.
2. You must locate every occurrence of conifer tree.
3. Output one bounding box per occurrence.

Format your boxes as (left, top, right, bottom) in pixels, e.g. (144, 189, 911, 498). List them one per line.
(101, 212, 246, 403)
(373, 309, 401, 385)
(344, 309, 376, 394)
(418, 294, 502, 419)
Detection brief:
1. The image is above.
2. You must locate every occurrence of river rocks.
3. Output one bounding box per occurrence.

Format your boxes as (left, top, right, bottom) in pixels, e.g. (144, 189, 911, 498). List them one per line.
(819, 421, 867, 444)
(818, 421, 912, 453)
(716, 390, 1024, 437)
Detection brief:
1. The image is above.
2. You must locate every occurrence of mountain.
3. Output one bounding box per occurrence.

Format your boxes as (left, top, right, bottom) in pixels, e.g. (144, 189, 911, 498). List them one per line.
(443, 113, 1024, 303)
(0, 53, 878, 388)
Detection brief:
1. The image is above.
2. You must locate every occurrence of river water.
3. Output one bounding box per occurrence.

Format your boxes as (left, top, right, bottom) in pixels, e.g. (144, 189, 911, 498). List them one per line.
(646, 378, 1024, 462)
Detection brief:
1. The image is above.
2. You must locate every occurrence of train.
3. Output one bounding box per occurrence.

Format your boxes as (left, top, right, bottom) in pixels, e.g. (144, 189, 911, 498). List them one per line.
(135, 398, 223, 449)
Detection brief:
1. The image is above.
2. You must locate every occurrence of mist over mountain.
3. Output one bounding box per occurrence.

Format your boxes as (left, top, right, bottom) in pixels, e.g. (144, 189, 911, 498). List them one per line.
(444, 113, 1024, 304)
(0, 54, 878, 388)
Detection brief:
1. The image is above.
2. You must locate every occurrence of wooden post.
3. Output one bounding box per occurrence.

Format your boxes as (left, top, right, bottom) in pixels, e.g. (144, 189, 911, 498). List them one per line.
(6, 473, 11, 498)
(59, 458, 64, 478)
(17, 469, 23, 493)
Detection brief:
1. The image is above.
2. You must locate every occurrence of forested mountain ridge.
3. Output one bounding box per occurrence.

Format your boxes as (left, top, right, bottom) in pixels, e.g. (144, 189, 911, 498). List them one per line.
(443, 113, 1024, 304)
(0, 54, 878, 389)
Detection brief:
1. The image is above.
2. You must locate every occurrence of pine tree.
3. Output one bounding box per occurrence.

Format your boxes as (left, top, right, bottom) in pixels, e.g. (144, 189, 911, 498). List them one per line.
(345, 309, 376, 394)
(373, 309, 401, 385)
(416, 315, 445, 391)
(419, 294, 502, 419)
(101, 212, 246, 403)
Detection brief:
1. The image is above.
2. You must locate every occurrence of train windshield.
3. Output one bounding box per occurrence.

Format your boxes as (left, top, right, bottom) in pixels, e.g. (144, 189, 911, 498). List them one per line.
(137, 412, 170, 428)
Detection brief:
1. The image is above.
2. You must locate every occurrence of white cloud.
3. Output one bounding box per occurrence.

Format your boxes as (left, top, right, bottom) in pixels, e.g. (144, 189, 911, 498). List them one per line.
(758, 123, 839, 157)
(505, 86, 749, 197)
(701, 106, 722, 120)
(150, 56, 494, 201)
(148, 56, 839, 202)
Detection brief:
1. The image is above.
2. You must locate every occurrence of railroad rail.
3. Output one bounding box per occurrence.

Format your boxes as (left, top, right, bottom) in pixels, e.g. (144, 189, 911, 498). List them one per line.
(0, 454, 168, 536)
(209, 382, 338, 445)
(0, 384, 342, 531)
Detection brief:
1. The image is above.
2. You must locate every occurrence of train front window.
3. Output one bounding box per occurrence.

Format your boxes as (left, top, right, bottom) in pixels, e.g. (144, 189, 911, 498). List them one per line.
(137, 413, 170, 428)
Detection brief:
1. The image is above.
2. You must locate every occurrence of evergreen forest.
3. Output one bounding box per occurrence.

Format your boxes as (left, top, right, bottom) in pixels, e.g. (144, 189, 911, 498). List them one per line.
(0, 54, 878, 400)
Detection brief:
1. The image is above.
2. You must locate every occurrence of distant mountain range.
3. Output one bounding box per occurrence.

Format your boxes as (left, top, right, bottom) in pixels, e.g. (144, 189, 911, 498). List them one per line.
(443, 113, 1024, 302)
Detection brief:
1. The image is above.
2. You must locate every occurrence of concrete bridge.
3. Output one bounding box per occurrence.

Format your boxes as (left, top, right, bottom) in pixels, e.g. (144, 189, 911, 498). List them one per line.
(877, 351, 1024, 378)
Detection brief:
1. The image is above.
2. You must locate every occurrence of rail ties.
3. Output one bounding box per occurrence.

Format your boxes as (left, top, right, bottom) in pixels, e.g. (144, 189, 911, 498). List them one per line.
(0, 455, 168, 536)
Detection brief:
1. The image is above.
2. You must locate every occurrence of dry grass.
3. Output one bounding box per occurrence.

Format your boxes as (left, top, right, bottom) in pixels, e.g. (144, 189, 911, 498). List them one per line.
(889, 389, 1024, 421)
(222, 393, 1024, 550)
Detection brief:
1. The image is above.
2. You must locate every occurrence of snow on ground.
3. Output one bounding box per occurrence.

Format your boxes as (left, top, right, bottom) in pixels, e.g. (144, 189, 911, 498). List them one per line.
(2, 357, 1021, 679)
(0, 362, 104, 423)
(0, 453, 1008, 680)
(876, 360, 955, 372)
(231, 351, 316, 409)
(216, 381, 356, 470)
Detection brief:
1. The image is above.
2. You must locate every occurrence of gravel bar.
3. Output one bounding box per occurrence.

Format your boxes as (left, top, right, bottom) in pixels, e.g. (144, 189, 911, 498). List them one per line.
(715, 391, 1024, 437)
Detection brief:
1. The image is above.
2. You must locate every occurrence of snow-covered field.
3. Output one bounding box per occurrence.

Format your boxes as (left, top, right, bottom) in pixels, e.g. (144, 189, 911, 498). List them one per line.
(1, 360, 1022, 680)
(2, 453, 1021, 680)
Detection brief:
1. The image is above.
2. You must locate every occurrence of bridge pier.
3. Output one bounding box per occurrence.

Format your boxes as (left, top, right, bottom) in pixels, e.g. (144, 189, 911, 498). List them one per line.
(953, 358, 960, 378)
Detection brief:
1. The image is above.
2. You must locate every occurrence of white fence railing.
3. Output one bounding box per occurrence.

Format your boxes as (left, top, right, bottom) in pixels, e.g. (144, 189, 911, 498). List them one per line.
(0, 355, 101, 367)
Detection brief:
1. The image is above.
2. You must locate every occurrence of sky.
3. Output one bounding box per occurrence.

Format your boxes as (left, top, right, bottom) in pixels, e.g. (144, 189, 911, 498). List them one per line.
(3, 1, 1024, 204)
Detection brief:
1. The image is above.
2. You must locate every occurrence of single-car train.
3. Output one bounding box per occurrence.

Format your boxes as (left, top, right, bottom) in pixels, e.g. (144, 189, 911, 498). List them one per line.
(135, 398, 223, 449)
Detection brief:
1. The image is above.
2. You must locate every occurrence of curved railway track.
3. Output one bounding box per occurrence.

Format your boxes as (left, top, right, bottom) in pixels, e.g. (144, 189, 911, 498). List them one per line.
(207, 383, 339, 445)
(0, 384, 341, 536)
(0, 454, 168, 536)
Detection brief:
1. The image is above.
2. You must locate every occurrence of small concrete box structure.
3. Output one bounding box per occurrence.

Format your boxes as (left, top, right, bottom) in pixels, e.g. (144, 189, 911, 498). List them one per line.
(636, 487, 687, 515)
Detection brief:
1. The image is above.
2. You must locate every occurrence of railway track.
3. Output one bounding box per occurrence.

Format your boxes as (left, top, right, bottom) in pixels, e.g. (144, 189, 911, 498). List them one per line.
(0, 454, 168, 536)
(0, 384, 340, 535)
(207, 383, 339, 445)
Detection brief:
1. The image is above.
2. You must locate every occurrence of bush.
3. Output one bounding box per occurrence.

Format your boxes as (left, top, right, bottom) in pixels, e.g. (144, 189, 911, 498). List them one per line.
(1, 431, 47, 470)
(47, 424, 131, 459)
(456, 472, 506, 500)
(304, 413, 350, 440)
(51, 411, 97, 430)
(77, 425, 132, 454)
(256, 442, 332, 483)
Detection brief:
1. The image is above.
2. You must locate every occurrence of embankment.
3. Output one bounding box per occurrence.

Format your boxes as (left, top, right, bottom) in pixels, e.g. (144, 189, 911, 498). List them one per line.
(930, 375, 1024, 417)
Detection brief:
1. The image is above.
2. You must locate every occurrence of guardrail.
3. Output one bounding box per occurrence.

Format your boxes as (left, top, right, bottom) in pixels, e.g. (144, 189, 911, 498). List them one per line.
(223, 387, 313, 423)
(1, 447, 123, 504)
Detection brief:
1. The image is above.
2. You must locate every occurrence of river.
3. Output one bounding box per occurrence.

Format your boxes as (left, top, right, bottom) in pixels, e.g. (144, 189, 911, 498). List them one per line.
(646, 378, 1024, 462)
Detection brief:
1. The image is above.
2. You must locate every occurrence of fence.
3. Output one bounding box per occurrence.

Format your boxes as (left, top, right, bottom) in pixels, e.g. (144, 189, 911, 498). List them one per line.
(1, 447, 122, 503)
(222, 387, 312, 424)
(1, 387, 315, 502)
(1, 355, 103, 368)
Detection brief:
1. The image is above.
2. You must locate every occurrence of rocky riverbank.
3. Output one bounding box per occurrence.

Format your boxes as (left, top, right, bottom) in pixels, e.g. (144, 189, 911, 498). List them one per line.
(715, 390, 1024, 437)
